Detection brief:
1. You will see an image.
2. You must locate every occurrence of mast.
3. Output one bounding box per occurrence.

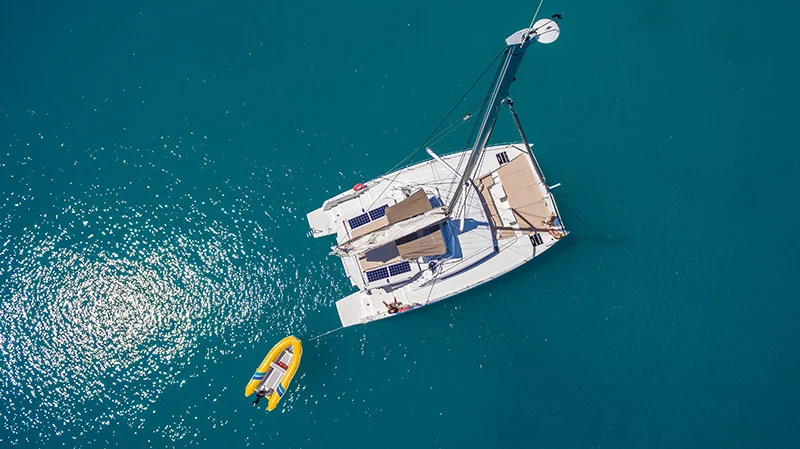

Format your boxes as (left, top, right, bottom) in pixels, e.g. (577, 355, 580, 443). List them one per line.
(446, 23, 559, 215)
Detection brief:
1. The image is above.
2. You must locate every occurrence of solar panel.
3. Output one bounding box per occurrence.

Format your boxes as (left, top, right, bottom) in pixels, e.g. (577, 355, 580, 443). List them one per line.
(366, 267, 390, 283)
(368, 205, 388, 221)
(347, 213, 370, 229)
(388, 261, 412, 276)
(348, 204, 389, 230)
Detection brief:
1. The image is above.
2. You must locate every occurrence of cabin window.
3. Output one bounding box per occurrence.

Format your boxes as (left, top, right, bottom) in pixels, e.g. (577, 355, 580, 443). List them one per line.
(496, 151, 510, 165)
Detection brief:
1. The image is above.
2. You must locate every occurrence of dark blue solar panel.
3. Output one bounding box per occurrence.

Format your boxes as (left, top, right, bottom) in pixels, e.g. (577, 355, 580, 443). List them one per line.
(348, 213, 370, 229)
(366, 267, 390, 283)
(368, 205, 388, 221)
(388, 261, 412, 276)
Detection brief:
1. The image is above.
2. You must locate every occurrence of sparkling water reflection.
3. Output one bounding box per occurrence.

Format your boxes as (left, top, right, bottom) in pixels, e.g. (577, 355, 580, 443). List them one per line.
(0, 140, 345, 445)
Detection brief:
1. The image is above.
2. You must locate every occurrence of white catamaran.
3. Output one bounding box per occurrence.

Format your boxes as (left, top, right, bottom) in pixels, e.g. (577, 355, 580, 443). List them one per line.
(306, 18, 567, 327)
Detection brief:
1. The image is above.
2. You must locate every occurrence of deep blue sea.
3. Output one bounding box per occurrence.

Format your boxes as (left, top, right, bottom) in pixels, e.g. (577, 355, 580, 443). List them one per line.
(2, 0, 799, 448)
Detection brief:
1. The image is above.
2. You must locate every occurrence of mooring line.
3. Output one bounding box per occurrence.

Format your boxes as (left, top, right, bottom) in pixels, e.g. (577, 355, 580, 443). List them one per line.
(308, 326, 344, 341)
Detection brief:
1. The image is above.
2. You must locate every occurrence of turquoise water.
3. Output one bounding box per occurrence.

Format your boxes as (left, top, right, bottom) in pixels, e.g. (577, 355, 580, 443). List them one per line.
(2, 0, 800, 447)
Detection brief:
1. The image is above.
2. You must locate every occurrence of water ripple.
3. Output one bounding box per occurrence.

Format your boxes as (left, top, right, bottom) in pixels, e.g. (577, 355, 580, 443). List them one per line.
(0, 140, 346, 446)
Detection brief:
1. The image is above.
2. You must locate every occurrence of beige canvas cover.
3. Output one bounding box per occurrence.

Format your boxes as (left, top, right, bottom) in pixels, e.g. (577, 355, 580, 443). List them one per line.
(358, 242, 402, 270)
(349, 189, 446, 263)
(397, 228, 446, 259)
(334, 188, 446, 258)
(496, 155, 551, 230)
(386, 189, 432, 224)
(334, 207, 448, 257)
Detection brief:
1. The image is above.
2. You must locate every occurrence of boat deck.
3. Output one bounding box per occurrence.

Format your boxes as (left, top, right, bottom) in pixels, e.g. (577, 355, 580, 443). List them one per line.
(476, 148, 555, 238)
(307, 143, 565, 326)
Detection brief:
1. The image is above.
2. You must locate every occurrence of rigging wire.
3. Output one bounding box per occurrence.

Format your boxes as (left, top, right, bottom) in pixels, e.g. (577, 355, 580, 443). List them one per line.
(423, 96, 488, 148)
(363, 48, 507, 211)
(419, 48, 506, 150)
(309, 6, 555, 344)
(462, 140, 490, 220)
(444, 52, 507, 203)
(529, 0, 545, 29)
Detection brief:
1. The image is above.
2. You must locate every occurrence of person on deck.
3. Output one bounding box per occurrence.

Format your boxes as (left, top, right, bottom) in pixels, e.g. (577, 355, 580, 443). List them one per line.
(252, 389, 267, 407)
(383, 298, 400, 314)
(543, 213, 563, 239)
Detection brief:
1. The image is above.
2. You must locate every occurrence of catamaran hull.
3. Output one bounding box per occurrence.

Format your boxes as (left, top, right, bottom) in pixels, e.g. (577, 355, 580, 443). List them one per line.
(309, 144, 566, 327)
(337, 242, 558, 326)
(308, 23, 567, 327)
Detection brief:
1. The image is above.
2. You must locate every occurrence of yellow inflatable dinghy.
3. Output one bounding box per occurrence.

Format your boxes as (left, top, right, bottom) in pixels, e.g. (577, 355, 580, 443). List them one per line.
(245, 336, 302, 411)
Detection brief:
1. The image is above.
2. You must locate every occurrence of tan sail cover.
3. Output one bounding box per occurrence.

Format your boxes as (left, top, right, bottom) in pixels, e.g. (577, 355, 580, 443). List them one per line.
(385, 189, 432, 223)
(334, 207, 448, 257)
(396, 228, 446, 258)
(334, 189, 448, 258)
(358, 242, 402, 270)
